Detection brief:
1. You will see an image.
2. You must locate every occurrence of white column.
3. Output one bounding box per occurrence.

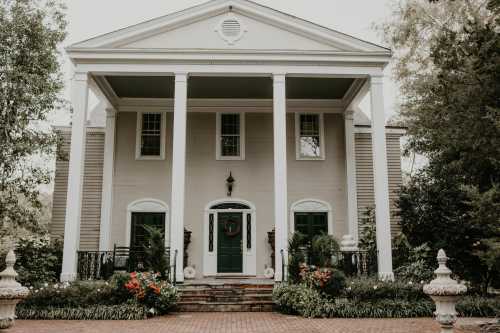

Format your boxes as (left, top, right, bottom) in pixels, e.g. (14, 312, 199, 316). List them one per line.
(99, 108, 116, 251)
(341, 110, 359, 251)
(61, 72, 89, 282)
(369, 75, 394, 280)
(170, 72, 188, 283)
(273, 73, 288, 282)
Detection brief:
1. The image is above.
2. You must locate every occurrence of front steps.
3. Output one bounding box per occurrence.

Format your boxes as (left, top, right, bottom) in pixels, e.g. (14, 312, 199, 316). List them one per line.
(176, 279, 275, 312)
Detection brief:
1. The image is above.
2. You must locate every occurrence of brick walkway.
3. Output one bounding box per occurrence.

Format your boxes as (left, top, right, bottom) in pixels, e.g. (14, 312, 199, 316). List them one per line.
(6, 313, 488, 333)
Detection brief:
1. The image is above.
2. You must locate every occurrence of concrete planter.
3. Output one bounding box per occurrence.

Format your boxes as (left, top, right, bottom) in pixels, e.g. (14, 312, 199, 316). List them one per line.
(0, 250, 28, 329)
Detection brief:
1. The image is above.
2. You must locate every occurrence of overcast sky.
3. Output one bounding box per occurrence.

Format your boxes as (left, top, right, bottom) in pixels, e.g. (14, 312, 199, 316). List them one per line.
(54, 0, 400, 126)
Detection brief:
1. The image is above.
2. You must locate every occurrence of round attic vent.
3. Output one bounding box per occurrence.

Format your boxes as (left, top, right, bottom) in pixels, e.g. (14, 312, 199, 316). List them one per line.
(216, 16, 246, 45)
(221, 19, 241, 38)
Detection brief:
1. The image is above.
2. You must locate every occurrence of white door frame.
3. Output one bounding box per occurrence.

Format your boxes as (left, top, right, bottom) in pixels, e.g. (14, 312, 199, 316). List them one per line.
(203, 198, 257, 276)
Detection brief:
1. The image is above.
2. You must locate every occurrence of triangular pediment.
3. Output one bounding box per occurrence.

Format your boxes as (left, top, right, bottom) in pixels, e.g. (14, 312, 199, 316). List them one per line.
(69, 0, 389, 53)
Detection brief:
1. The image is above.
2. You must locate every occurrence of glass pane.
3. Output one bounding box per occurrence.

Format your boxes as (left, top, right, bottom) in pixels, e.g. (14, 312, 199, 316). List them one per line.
(300, 136, 321, 157)
(141, 135, 161, 156)
(221, 114, 240, 135)
(311, 213, 328, 235)
(221, 135, 240, 156)
(300, 114, 319, 136)
(131, 212, 165, 249)
(141, 113, 161, 156)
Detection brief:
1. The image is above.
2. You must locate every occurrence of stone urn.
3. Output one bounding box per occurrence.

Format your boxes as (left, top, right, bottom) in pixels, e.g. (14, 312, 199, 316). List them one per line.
(423, 249, 467, 333)
(0, 250, 29, 329)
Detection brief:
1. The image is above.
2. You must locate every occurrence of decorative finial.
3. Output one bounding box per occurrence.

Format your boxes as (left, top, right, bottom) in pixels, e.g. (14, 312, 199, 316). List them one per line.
(0, 249, 29, 329)
(423, 249, 467, 333)
(0, 250, 20, 288)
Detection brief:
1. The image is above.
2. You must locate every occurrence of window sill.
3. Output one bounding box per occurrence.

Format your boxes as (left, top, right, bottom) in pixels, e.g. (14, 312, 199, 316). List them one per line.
(135, 155, 165, 161)
(216, 156, 245, 161)
(296, 156, 325, 161)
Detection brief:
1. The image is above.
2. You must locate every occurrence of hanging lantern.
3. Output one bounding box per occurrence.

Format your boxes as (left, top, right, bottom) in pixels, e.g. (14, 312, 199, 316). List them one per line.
(226, 172, 235, 196)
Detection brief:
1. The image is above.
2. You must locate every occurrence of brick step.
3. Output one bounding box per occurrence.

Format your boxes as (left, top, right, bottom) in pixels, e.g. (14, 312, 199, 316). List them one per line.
(180, 294, 273, 303)
(176, 301, 274, 312)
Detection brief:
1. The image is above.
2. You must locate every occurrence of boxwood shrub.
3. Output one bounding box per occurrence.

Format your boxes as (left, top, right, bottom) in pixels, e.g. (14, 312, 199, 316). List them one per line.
(273, 280, 500, 318)
(16, 302, 147, 320)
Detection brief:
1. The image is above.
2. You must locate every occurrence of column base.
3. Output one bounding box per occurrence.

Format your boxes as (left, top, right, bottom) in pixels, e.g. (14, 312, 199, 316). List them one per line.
(340, 234, 358, 252)
(60, 272, 77, 282)
(378, 271, 395, 281)
(175, 272, 184, 283)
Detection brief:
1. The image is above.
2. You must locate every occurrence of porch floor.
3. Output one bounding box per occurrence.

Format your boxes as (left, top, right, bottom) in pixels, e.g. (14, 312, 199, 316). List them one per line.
(181, 278, 274, 286)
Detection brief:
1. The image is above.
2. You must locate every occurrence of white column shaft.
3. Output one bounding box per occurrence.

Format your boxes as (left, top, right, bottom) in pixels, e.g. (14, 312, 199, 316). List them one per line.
(99, 108, 116, 251)
(273, 74, 288, 282)
(61, 73, 89, 282)
(170, 73, 188, 283)
(342, 110, 359, 250)
(369, 76, 394, 280)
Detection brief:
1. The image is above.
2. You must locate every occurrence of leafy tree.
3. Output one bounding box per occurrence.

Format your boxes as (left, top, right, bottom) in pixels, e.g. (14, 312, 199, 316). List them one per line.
(382, 1, 500, 292)
(0, 0, 67, 239)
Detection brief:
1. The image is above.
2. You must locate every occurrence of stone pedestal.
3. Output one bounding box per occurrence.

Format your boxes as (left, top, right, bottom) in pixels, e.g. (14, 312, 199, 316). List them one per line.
(423, 249, 467, 333)
(0, 250, 28, 329)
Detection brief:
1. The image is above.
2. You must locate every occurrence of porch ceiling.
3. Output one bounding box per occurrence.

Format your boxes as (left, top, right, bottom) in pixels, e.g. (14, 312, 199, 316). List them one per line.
(103, 76, 355, 100)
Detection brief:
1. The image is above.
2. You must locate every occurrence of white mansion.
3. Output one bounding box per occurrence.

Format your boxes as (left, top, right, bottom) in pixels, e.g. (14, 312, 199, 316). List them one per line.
(50, 0, 404, 283)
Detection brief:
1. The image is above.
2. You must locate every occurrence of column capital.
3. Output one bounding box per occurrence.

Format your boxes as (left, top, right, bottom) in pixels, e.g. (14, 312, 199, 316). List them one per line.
(73, 72, 89, 82)
(175, 72, 189, 83)
(370, 75, 384, 85)
(105, 107, 117, 118)
(272, 73, 286, 84)
(343, 110, 355, 121)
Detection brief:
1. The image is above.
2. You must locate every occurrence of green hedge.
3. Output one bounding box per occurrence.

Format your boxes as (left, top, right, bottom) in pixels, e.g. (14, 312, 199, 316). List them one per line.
(342, 277, 428, 301)
(457, 296, 500, 317)
(16, 303, 147, 320)
(273, 283, 500, 318)
(20, 281, 128, 308)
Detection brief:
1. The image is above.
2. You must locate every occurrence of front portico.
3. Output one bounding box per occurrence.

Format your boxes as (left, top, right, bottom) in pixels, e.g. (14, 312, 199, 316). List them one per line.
(59, 0, 395, 283)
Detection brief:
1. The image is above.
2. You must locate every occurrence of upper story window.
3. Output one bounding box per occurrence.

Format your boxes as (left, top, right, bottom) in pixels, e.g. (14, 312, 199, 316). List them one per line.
(216, 113, 245, 160)
(135, 112, 165, 160)
(295, 113, 325, 160)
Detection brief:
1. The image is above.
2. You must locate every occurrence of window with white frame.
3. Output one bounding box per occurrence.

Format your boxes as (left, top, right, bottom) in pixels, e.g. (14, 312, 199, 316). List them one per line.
(136, 112, 165, 160)
(216, 113, 245, 160)
(295, 113, 325, 160)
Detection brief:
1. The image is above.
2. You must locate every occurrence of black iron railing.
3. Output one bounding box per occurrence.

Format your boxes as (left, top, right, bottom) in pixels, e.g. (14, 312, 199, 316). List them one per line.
(77, 251, 114, 280)
(77, 246, 171, 281)
(171, 249, 178, 285)
(293, 248, 376, 277)
(334, 250, 376, 276)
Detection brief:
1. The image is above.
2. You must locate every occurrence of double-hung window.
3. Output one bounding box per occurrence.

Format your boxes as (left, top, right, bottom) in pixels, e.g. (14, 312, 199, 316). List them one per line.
(136, 112, 165, 160)
(216, 113, 245, 160)
(295, 113, 325, 160)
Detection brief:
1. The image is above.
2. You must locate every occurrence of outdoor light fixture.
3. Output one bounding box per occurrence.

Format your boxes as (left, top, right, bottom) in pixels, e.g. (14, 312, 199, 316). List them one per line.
(226, 172, 235, 196)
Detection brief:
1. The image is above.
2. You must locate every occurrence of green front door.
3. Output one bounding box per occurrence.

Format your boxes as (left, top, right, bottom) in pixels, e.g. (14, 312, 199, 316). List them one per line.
(217, 212, 243, 273)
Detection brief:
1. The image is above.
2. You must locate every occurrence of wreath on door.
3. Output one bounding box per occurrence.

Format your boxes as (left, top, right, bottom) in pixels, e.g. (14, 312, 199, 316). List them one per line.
(223, 219, 241, 237)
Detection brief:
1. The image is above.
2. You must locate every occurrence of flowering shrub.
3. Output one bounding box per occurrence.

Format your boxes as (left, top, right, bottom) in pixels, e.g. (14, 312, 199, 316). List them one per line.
(342, 277, 428, 301)
(122, 272, 178, 315)
(299, 264, 346, 297)
(17, 272, 178, 320)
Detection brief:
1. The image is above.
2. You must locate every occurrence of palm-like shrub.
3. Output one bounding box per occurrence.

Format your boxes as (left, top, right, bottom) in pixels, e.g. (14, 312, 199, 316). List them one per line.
(311, 234, 339, 267)
(142, 225, 169, 278)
